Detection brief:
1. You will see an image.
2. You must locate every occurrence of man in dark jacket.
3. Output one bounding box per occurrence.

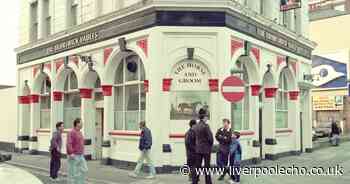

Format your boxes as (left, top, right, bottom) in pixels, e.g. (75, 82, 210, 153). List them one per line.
(185, 119, 197, 181)
(331, 121, 342, 146)
(192, 108, 214, 184)
(216, 119, 232, 181)
(129, 121, 156, 179)
(49, 122, 64, 181)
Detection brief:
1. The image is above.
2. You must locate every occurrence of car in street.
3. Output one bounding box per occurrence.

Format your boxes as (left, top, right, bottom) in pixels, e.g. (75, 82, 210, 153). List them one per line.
(312, 127, 318, 141)
(0, 164, 43, 184)
(314, 122, 332, 138)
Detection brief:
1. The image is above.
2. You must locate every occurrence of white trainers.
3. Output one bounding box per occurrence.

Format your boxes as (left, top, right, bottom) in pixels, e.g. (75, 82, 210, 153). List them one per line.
(128, 172, 139, 178)
(145, 175, 156, 179)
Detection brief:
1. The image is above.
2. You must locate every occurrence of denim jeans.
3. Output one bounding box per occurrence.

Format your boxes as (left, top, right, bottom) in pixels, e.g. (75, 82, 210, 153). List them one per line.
(134, 150, 156, 176)
(49, 149, 61, 179)
(68, 155, 88, 184)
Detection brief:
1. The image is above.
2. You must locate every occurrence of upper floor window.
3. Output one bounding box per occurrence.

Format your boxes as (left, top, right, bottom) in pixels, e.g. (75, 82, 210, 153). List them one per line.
(43, 0, 51, 37)
(70, 0, 78, 26)
(30, 1, 38, 41)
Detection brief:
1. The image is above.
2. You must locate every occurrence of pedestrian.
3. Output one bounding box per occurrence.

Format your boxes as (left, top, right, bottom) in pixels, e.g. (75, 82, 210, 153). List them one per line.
(331, 121, 342, 146)
(228, 131, 242, 184)
(192, 108, 214, 184)
(49, 122, 64, 181)
(67, 118, 88, 184)
(129, 121, 156, 179)
(185, 119, 197, 182)
(216, 119, 232, 181)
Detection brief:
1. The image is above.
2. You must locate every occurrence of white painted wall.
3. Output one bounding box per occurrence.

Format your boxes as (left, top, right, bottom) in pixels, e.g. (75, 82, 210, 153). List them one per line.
(0, 87, 17, 143)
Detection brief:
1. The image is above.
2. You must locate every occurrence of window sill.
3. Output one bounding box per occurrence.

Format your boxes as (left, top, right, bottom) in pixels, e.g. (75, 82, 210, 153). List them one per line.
(276, 129, 293, 133)
(109, 130, 141, 137)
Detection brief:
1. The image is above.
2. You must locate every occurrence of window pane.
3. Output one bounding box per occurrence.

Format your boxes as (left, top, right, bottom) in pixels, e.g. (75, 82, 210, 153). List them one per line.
(70, 73, 78, 90)
(95, 92, 103, 101)
(115, 62, 124, 84)
(64, 108, 80, 129)
(125, 85, 139, 111)
(64, 77, 69, 91)
(95, 77, 101, 88)
(276, 111, 288, 128)
(125, 111, 139, 131)
(125, 56, 139, 82)
(140, 61, 145, 81)
(232, 102, 242, 130)
(114, 87, 123, 111)
(141, 84, 146, 110)
(41, 96, 51, 109)
(40, 109, 51, 129)
(243, 86, 249, 130)
(114, 111, 123, 130)
(64, 93, 81, 108)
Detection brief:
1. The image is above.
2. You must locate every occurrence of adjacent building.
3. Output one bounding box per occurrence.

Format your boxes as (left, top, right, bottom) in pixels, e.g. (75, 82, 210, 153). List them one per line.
(14, 0, 315, 172)
(309, 0, 350, 133)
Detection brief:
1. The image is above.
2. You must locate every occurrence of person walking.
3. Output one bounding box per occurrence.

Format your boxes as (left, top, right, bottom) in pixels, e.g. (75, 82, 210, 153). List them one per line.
(185, 119, 197, 182)
(216, 119, 232, 181)
(192, 108, 214, 184)
(49, 122, 64, 181)
(331, 121, 342, 146)
(67, 118, 88, 184)
(129, 121, 156, 179)
(228, 131, 242, 184)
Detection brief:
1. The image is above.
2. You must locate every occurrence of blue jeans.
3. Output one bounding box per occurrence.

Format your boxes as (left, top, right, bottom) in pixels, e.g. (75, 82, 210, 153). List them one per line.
(68, 155, 88, 184)
(134, 150, 156, 176)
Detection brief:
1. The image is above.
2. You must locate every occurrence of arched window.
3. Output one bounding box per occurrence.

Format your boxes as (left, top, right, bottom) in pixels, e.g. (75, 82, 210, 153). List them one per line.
(63, 72, 81, 128)
(276, 69, 288, 128)
(114, 54, 146, 131)
(40, 77, 51, 128)
(231, 64, 249, 130)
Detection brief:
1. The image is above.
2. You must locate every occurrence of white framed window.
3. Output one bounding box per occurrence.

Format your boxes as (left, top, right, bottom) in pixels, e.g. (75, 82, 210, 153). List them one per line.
(70, 0, 78, 26)
(30, 1, 38, 41)
(114, 54, 146, 131)
(43, 0, 51, 37)
(63, 72, 81, 128)
(40, 77, 51, 129)
(276, 70, 288, 129)
(231, 64, 249, 130)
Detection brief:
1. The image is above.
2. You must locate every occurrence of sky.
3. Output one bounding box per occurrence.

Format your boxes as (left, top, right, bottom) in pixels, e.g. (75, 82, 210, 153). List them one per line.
(0, 1, 19, 86)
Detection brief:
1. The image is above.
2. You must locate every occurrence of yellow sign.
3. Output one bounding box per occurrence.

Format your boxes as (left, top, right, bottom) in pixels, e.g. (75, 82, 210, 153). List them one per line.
(312, 96, 343, 111)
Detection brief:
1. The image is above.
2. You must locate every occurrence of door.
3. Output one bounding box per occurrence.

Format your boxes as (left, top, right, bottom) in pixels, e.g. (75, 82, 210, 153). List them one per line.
(95, 108, 104, 160)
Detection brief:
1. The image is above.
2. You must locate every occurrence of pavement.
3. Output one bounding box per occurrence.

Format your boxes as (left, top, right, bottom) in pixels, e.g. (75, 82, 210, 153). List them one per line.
(0, 163, 43, 184)
(2, 140, 350, 184)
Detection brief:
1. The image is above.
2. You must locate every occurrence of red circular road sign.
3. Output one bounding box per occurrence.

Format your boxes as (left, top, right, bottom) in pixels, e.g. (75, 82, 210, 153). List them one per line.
(221, 76, 245, 103)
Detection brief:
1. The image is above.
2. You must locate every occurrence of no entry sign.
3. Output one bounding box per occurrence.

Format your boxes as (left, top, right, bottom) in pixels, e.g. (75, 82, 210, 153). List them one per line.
(221, 76, 245, 103)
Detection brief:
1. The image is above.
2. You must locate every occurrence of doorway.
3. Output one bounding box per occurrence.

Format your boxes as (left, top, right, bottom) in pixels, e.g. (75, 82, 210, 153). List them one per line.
(95, 108, 104, 160)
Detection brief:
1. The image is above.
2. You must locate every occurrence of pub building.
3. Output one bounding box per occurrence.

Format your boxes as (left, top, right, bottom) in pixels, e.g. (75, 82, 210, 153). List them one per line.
(15, 0, 315, 172)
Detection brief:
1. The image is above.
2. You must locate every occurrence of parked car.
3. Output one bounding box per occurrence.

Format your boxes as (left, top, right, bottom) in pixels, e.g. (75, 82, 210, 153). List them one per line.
(312, 127, 318, 141)
(314, 122, 332, 137)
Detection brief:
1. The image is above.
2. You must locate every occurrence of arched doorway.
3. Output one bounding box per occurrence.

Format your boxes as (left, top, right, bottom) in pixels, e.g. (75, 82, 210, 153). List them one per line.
(261, 70, 277, 159)
(81, 68, 104, 160)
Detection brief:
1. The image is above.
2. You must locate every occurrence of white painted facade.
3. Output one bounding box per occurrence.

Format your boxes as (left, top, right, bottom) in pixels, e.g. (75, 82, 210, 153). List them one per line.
(0, 87, 17, 144)
(15, 0, 316, 169)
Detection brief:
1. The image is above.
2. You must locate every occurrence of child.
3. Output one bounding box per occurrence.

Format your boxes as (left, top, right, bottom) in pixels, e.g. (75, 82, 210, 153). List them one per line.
(229, 131, 242, 184)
